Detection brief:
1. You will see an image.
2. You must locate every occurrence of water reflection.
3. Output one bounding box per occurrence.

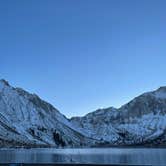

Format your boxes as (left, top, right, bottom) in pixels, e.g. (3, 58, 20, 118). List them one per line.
(0, 148, 165, 165)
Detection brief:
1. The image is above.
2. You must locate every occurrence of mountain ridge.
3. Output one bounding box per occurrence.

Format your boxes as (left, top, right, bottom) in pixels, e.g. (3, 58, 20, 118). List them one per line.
(0, 79, 166, 147)
(71, 85, 166, 146)
(0, 79, 96, 147)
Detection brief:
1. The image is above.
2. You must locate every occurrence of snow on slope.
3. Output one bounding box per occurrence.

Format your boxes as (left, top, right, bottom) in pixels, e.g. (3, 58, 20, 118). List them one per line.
(71, 107, 120, 143)
(1, 79, 166, 147)
(71, 87, 166, 146)
(0, 79, 94, 147)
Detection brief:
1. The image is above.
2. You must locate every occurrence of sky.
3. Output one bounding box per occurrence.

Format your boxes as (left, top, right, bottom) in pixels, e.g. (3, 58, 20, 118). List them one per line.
(0, 0, 166, 117)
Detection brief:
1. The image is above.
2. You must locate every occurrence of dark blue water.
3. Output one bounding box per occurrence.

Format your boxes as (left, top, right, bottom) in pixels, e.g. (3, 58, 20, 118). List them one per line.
(0, 148, 165, 165)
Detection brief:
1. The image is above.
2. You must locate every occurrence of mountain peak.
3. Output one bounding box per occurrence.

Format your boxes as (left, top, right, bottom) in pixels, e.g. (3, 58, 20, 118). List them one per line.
(157, 86, 166, 92)
(0, 79, 10, 86)
(151, 86, 166, 99)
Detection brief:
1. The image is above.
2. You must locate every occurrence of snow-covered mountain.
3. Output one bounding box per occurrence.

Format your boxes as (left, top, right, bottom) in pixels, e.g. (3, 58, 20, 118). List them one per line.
(0, 79, 94, 147)
(1, 79, 166, 147)
(71, 87, 166, 146)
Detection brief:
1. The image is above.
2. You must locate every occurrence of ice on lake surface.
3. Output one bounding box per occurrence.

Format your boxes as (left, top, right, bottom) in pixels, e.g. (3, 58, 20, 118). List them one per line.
(0, 148, 166, 165)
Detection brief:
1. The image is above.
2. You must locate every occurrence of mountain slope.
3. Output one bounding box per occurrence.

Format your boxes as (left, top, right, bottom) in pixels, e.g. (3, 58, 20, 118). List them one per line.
(1, 79, 166, 147)
(71, 87, 166, 146)
(0, 79, 94, 147)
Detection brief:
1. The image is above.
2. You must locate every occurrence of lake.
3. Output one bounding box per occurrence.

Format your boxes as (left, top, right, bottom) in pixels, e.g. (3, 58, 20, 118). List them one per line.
(0, 148, 165, 165)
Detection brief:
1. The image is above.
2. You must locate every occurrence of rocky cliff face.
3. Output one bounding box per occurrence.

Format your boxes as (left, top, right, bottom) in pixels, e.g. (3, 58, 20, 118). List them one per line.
(1, 79, 166, 147)
(0, 79, 94, 148)
(71, 87, 166, 146)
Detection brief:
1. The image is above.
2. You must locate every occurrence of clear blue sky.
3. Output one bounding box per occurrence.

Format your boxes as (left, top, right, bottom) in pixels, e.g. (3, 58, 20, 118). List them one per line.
(1, 0, 166, 117)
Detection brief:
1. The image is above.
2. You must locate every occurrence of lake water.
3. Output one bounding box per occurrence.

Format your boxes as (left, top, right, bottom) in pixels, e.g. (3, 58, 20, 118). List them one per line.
(0, 148, 165, 165)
